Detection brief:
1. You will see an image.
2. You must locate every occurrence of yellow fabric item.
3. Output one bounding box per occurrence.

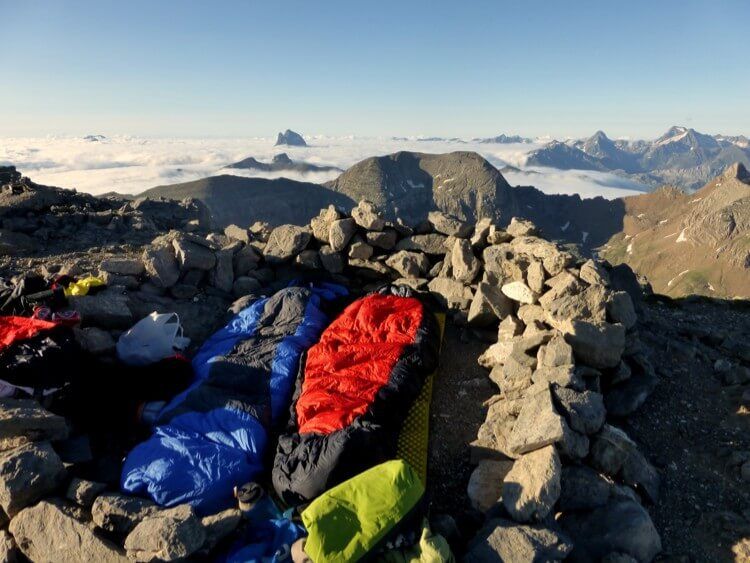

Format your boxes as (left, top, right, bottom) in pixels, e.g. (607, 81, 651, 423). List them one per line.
(301, 460, 425, 563)
(396, 313, 445, 485)
(376, 521, 455, 563)
(64, 276, 105, 297)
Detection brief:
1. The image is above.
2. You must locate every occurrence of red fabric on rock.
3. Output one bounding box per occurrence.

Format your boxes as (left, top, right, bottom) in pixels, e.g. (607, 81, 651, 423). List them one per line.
(296, 293, 424, 435)
(0, 316, 59, 353)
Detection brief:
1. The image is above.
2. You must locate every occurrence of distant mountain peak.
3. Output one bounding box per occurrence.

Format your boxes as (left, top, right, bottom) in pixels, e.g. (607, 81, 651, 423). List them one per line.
(272, 153, 293, 165)
(275, 129, 307, 147)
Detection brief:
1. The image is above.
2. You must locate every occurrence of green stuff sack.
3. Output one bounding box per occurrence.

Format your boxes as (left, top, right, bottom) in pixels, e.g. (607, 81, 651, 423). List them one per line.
(301, 459, 425, 562)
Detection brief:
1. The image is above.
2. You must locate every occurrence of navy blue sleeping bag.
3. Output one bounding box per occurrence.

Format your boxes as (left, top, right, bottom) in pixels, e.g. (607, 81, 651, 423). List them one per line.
(121, 283, 346, 515)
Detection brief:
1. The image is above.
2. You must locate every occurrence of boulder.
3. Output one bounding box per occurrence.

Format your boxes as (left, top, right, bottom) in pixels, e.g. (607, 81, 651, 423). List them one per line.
(142, 245, 180, 288)
(498, 315, 524, 341)
(395, 234, 448, 255)
(348, 241, 373, 260)
(537, 335, 574, 367)
(428, 211, 472, 237)
(210, 247, 234, 293)
(263, 225, 311, 264)
(200, 508, 242, 553)
(507, 386, 566, 455)
(532, 365, 584, 391)
(0, 529, 18, 563)
(319, 246, 345, 274)
(468, 283, 514, 326)
(0, 398, 68, 451)
(295, 249, 321, 270)
(66, 478, 107, 507)
(0, 442, 65, 516)
(386, 251, 429, 279)
(467, 459, 513, 512)
(510, 236, 574, 276)
(310, 206, 340, 243)
(558, 465, 612, 511)
(465, 518, 573, 562)
(100, 258, 144, 276)
(233, 245, 261, 277)
(366, 229, 398, 250)
(552, 386, 606, 435)
(607, 291, 637, 329)
(172, 238, 216, 271)
(92, 493, 160, 536)
(502, 281, 538, 304)
(10, 500, 128, 562)
(502, 445, 561, 522)
(351, 200, 385, 231)
(579, 259, 610, 287)
(70, 290, 134, 329)
(451, 238, 481, 283)
(506, 217, 538, 237)
(589, 424, 636, 475)
(559, 499, 661, 562)
(561, 320, 626, 369)
(427, 277, 473, 310)
(223, 224, 251, 243)
(232, 276, 262, 298)
(329, 218, 356, 251)
(526, 260, 546, 293)
(124, 504, 206, 562)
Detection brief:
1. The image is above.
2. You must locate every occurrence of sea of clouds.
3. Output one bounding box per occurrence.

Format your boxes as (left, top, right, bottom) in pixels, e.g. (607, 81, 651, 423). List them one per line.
(0, 135, 650, 199)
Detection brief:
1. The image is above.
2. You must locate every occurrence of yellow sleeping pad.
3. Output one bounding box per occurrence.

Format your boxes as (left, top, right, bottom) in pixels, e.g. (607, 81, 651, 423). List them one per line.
(396, 312, 446, 485)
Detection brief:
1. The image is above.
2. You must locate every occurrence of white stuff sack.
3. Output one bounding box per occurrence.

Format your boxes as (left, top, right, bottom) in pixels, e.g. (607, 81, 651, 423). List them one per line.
(116, 312, 190, 366)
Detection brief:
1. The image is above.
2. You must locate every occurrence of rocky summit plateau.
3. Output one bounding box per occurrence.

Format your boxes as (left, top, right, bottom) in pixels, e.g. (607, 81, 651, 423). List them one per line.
(0, 162, 749, 562)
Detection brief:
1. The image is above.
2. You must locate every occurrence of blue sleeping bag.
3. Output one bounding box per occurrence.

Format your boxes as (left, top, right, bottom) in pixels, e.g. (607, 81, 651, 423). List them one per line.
(121, 283, 346, 515)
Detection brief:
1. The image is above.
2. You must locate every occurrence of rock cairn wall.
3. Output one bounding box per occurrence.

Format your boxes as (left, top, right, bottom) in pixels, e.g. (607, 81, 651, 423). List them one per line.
(0, 184, 664, 561)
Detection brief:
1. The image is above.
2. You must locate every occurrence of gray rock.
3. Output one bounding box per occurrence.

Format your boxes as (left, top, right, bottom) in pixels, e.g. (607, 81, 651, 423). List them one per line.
(506, 217, 539, 237)
(66, 478, 107, 507)
(232, 276, 262, 297)
(310, 206, 340, 243)
(92, 493, 160, 536)
(621, 448, 661, 504)
(0, 442, 65, 516)
(395, 234, 448, 255)
(210, 248, 234, 293)
(559, 499, 661, 562)
(467, 459, 514, 512)
(532, 365, 584, 391)
(508, 386, 566, 455)
(498, 315, 524, 341)
(510, 236, 574, 276)
(329, 218, 356, 251)
(427, 277, 473, 310)
(224, 224, 251, 243)
(538, 335, 574, 367)
(559, 465, 612, 511)
(468, 283, 514, 326)
(386, 251, 430, 279)
(470, 217, 494, 248)
(589, 424, 636, 475)
(264, 225, 311, 264)
(233, 245, 261, 277)
(502, 445, 561, 522)
(428, 211, 472, 237)
(70, 290, 134, 329)
(0, 529, 19, 563)
(579, 259, 610, 287)
(351, 200, 385, 231)
(543, 284, 608, 330)
(552, 386, 606, 435)
(0, 398, 68, 451)
(465, 518, 573, 562)
(561, 320, 626, 369)
(200, 508, 242, 553)
(348, 241, 373, 260)
(365, 229, 398, 250)
(607, 291, 637, 329)
(319, 246, 345, 274)
(124, 504, 206, 562)
(172, 237, 216, 271)
(10, 500, 128, 562)
(100, 258, 144, 276)
(73, 326, 115, 355)
(98, 271, 140, 290)
(526, 260, 546, 293)
(502, 281, 539, 304)
(142, 245, 180, 288)
(451, 238, 481, 283)
(295, 249, 321, 270)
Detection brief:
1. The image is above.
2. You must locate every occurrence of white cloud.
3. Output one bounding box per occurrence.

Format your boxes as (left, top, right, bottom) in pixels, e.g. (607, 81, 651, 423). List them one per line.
(0, 135, 650, 199)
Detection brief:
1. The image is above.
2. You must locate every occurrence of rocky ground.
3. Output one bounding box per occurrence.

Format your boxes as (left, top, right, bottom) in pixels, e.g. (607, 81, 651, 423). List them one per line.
(1, 165, 750, 561)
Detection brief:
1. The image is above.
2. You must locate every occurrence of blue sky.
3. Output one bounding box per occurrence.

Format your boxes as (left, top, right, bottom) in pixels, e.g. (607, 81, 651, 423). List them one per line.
(1, 0, 748, 139)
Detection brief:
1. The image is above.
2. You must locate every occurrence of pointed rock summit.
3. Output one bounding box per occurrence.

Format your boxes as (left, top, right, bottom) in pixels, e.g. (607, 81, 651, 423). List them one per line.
(274, 129, 307, 147)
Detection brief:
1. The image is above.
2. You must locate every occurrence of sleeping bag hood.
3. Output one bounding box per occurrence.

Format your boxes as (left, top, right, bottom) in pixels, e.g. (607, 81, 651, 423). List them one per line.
(272, 286, 440, 506)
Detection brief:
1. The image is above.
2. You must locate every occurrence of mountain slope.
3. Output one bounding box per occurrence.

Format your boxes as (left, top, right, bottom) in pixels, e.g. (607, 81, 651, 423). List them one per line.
(227, 153, 341, 174)
(140, 175, 353, 228)
(599, 163, 750, 297)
